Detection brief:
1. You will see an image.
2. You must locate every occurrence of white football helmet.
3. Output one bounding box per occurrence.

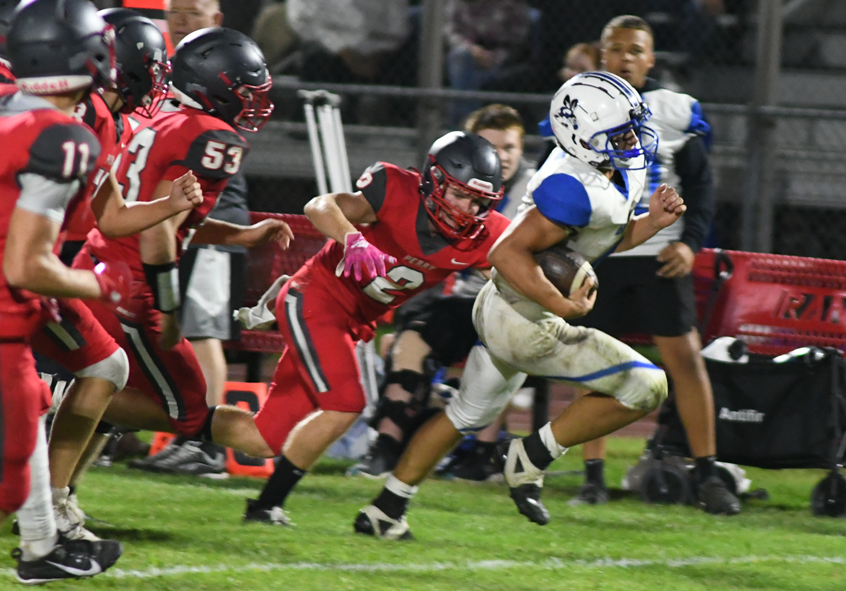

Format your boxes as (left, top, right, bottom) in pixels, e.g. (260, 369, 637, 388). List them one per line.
(549, 71, 658, 170)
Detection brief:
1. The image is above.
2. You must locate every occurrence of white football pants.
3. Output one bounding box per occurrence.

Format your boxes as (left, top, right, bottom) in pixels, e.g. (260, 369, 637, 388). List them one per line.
(445, 280, 668, 432)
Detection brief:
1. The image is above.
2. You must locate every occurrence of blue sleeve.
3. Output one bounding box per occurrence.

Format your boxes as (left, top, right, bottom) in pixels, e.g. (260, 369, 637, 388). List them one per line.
(532, 173, 592, 228)
(686, 101, 713, 150)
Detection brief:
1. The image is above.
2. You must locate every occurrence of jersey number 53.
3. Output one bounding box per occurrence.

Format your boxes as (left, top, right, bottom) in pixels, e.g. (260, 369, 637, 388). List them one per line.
(112, 128, 244, 202)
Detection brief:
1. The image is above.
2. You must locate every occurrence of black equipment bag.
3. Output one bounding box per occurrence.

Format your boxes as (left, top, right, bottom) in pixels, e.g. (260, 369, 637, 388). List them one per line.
(654, 349, 846, 470)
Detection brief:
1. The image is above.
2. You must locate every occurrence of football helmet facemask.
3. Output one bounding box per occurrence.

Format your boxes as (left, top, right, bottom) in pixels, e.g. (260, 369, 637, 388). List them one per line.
(99, 8, 169, 118)
(8, 0, 116, 95)
(170, 27, 273, 132)
(420, 131, 504, 241)
(549, 71, 658, 171)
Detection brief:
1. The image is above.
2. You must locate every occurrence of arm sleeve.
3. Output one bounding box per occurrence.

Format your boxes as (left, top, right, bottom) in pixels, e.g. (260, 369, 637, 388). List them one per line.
(356, 162, 389, 214)
(531, 173, 592, 230)
(675, 136, 715, 253)
(15, 173, 81, 224)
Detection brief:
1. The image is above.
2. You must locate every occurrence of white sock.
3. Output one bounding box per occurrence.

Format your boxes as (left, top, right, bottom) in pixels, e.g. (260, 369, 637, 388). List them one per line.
(539, 423, 569, 460)
(385, 475, 419, 499)
(17, 416, 59, 561)
(52, 485, 70, 506)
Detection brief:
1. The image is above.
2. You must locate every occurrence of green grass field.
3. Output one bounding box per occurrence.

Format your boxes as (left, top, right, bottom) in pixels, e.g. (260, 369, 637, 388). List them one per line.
(3, 437, 845, 590)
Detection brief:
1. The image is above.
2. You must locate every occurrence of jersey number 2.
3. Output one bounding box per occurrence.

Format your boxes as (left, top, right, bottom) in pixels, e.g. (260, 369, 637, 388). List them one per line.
(362, 266, 425, 304)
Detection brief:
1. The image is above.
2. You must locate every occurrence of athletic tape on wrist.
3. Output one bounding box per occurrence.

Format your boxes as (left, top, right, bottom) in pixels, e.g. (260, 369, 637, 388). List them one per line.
(143, 262, 180, 313)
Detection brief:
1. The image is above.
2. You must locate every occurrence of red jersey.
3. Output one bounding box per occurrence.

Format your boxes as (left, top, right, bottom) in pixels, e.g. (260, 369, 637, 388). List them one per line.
(296, 162, 510, 325)
(62, 92, 134, 243)
(0, 92, 101, 336)
(85, 104, 249, 284)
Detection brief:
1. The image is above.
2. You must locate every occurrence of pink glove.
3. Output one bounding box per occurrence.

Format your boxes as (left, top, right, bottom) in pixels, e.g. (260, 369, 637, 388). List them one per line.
(336, 232, 396, 282)
(93, 261, 133, 310)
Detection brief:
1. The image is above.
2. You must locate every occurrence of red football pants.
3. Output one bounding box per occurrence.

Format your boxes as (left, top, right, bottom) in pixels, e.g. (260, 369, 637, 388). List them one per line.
(253, 281, 367, 455)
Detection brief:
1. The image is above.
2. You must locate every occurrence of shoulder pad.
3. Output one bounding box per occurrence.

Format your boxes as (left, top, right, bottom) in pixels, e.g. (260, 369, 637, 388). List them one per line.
(27, 123, 101, 182)
(178, 128, 250, 180)
(356, 162, 392, 213)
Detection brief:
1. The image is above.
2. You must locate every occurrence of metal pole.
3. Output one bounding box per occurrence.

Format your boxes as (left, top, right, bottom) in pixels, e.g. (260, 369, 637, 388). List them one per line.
(742, 0, 782, 253)
(416, 0, 446, 164)
(303, 102, 328, 195)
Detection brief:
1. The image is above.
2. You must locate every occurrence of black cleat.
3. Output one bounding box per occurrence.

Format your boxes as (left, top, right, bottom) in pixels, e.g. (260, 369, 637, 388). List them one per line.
(347, 435, 402, 479)
(698, 477, 741, 515)
(440, 441, 502, 482)
(12, 535, 122, 585)
(509, 484, 550, 525)
(354, 505, 414, 540)
(568, 482, 609, 506)
(496, 439, 550, 525)
(243, 499, 292, 526)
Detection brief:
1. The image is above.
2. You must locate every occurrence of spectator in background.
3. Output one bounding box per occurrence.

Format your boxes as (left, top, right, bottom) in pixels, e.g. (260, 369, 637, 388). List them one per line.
(288, 0, 411, 82)
(165, 0, 221, 44)
(350, 105, 536, 481)
(559, 42, 601, 83)
(569, 15, 739, 516)
(129, 0, 249, 477)
(445, 0, 533, 125)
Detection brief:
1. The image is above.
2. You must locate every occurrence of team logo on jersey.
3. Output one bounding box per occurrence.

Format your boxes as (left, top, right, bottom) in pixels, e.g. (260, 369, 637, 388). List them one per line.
(553, 95, 579, 130)
(356, 171, 374, 189)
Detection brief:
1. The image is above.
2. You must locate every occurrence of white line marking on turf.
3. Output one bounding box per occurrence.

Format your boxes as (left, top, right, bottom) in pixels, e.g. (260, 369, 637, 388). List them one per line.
(4, 555, 844, 580)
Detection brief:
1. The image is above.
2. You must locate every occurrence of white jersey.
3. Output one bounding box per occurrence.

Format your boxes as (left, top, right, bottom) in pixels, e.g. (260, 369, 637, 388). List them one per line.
(518, 146, 646, 264)
(444, 149, 666, 433)
(615, 86, 709, 257)
(452, 158, 536, 298)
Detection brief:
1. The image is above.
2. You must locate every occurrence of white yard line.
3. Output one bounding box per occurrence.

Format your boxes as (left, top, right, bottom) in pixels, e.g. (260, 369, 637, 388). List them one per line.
(4, 555, 844, 580)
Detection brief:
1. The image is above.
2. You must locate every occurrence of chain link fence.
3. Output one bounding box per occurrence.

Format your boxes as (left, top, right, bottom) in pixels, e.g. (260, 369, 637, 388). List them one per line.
(235, 0, 846, 260)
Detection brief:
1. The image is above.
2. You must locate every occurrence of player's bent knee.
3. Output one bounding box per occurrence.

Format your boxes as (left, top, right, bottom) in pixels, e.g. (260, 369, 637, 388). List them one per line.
(74, 348, 129, 391)
(617, 367, 668, 412)
(444, 402, 497, 435)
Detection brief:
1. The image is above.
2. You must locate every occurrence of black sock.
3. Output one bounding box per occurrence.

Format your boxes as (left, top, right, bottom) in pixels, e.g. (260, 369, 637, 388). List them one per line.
(372, 487, 409, 520)
(198, 441, 225, 457)
(255, 455, 306, 509)
(521, 431, 554, 471)
(695, 455, 717, 484)
(584, 459, 605, 488)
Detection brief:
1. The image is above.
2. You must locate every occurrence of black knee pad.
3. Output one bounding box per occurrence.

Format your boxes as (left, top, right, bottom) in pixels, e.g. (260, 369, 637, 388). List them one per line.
(378, 398, 418, 433)
(385, 370, 429, 398)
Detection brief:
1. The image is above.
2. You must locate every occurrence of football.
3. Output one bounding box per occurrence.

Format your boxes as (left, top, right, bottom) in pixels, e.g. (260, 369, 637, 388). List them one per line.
(534, 243, 598, 298)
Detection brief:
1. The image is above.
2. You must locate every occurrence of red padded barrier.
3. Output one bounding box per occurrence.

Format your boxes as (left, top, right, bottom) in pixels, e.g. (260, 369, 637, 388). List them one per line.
(225, 213, 327, 353)
(693, 249, 846, 356)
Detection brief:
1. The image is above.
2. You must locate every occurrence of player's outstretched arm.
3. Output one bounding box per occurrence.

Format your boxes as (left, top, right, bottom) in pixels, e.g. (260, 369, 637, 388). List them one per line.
(93, 172, 203, 238)
(191, 218, 294, 249)
(304, 192, 395, 281)
(616, 183, 686, 253)
(304, 191, 378, 241)
(488, 207, 595, 319)
(4, 208, 102, 299)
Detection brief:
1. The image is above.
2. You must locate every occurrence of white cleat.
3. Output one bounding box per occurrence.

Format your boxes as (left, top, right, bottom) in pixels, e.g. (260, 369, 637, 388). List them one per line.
(353, 505, 414, 540)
